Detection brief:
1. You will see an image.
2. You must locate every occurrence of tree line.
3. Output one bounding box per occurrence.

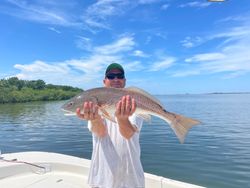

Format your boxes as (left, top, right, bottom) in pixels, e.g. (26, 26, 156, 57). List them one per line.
(0, 77, 83, 103)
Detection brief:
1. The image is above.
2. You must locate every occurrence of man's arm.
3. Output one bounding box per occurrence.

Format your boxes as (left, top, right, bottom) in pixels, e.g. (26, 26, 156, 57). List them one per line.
(115, 95, 137, 139)
(76, 102, 107, 137)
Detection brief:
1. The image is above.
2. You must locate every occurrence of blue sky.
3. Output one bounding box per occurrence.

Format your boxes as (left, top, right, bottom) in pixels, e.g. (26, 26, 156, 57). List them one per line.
(1, 0, 250, 94)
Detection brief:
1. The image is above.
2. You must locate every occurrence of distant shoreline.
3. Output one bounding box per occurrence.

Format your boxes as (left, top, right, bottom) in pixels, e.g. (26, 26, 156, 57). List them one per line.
(154, 92, 250, 96)
(206, 92, 250, 95)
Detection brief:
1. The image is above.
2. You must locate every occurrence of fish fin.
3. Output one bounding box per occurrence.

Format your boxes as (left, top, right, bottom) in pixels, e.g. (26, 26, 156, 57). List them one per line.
(162, 112, 201, 144)
(99, 107, 116, 123)
(137, 114, 151, 122)
(125, 87, 163, 106)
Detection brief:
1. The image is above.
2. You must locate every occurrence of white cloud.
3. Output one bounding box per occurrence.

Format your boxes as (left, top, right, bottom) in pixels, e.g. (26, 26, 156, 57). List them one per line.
(83, 0, 131, 29)
(201, 41, 250, 74)
(1, 0, 80, 26)
(185, 53, 226, 62)
(222, 71, 248, 79)
(124, 61, 144, 72)
(84, 18, 110, 30)
(145, 36, 152, 44)
(11, 36, 140, 88)
(13, 58, 107, 88)
(175, 26, 250, 77)
(161, 4, 169, 10)
(138, 0, 161, 4)
(132, 50, 149, 57)
(179, 1, 211, 8)
(1, 0, 169, 32)
(48, 27, 61, 34)
(181, 17, 250, 49)
(181, 36, 203, 48)
(66, 55, 122, 75)
(75, 36, 92, 51)
(217, 14, 250, 23)
(82, 0, 165, 30)
(213, 26, 250, 39)
(175, 42, 250, 77)
(13, 61, 77, 85)
(94, 36, 135, 55)
(150, 57, 176, 71)
(14, 60, 69, 74)
(172, 70, 200, 77)
(141, 27, 169, 41)
(173, 13, 250, 78)
(155, 32, 168, 40)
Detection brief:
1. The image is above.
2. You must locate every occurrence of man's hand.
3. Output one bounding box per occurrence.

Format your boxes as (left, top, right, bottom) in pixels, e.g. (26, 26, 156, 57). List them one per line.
(76, 102, 101, 121)
(115, 95, 136, 120)
(115, 95, 137, 139)
(76, 102, 106, 137)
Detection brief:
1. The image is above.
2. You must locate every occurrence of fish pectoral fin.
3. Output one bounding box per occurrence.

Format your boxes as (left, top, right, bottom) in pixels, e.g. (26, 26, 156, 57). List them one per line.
(99, 107, 116, 123)
(137, 114, 151, 122)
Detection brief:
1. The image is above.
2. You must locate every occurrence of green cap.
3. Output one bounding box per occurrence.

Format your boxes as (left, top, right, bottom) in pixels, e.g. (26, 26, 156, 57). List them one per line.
(105, 63, 124, 75)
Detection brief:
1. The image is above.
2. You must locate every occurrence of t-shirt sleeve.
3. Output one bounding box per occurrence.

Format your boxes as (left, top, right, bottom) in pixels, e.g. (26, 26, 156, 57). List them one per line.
(129, 114, 143, 132)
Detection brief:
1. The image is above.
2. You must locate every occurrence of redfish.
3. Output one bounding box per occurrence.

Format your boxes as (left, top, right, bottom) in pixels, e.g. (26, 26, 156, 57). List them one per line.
(62, 87, 200, 143)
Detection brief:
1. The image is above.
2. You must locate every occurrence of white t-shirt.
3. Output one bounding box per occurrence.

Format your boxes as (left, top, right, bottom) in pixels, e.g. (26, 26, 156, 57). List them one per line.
(87, 115, 144, 188)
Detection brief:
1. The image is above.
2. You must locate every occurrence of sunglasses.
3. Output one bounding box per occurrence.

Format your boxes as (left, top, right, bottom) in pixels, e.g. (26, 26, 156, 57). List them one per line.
(106, 73, 125, 80)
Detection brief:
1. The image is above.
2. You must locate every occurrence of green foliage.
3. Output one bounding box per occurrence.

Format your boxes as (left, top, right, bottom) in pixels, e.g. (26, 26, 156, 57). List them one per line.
(0, 77, 83, 103)
(26, 79, 46, 90)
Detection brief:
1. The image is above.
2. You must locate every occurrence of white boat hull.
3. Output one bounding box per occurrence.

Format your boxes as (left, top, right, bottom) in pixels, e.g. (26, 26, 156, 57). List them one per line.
(0, 152, 205, 188)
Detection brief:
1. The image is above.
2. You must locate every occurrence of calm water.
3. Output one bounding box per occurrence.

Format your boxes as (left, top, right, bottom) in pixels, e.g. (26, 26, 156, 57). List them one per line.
(0, 94, 250, 188)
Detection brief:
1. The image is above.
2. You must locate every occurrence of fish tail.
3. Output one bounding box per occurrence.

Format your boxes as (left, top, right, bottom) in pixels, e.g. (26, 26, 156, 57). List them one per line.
(161, 112, 201, 144)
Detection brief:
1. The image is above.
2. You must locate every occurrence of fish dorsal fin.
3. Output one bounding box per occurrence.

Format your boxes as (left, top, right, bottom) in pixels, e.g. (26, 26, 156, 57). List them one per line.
(126, 87, 163, 106)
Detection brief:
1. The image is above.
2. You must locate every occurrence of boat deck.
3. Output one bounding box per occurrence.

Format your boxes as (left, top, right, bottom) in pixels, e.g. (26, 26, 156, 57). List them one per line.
(0, 152, 205, 188)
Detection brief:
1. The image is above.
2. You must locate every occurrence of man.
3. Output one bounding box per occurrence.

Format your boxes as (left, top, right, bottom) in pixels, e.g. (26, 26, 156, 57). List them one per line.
(76, 63, 145, 188)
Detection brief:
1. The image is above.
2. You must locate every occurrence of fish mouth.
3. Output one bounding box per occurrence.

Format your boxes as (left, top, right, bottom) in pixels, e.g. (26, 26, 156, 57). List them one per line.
(61, 108, 76, 116)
